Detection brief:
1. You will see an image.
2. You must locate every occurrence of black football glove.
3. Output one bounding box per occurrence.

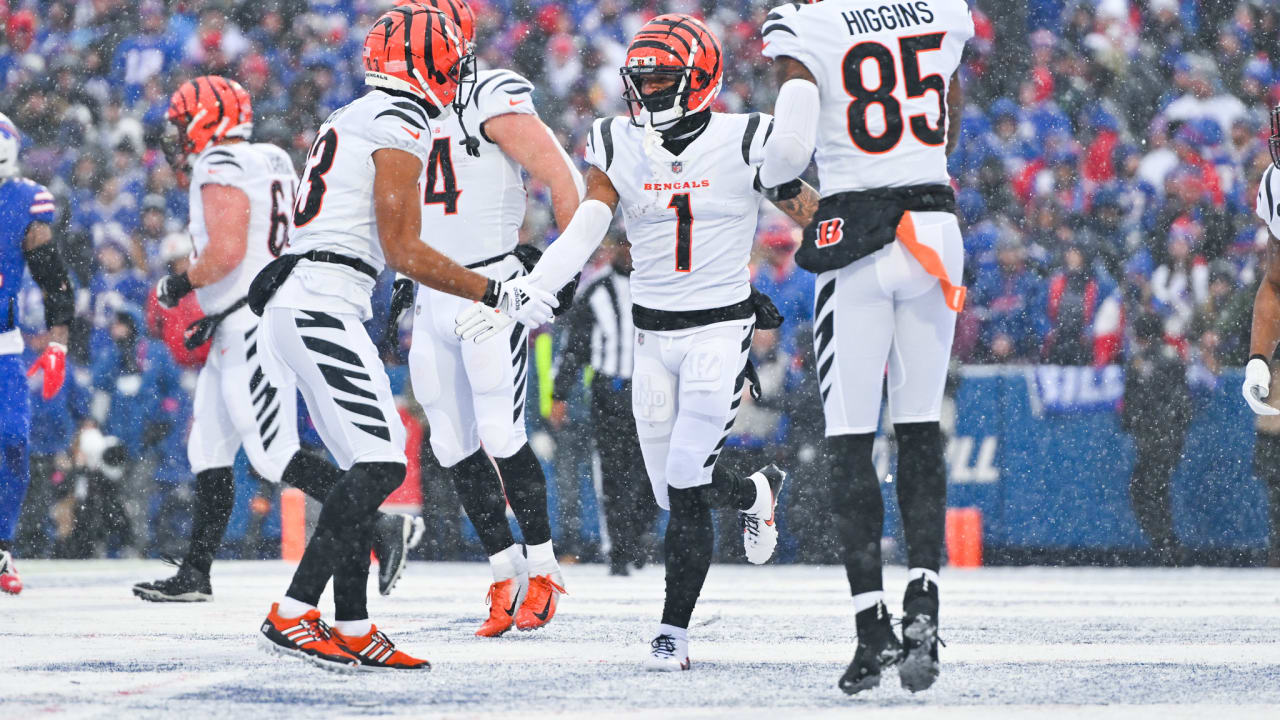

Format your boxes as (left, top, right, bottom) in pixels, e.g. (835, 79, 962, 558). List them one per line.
(155, 272, 193, 309)
(753, 169, 803, 203)
(749, 286, 785, 330)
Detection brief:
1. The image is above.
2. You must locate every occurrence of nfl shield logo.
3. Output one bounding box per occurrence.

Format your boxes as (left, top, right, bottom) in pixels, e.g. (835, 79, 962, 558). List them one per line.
(671, 161, 683, 174)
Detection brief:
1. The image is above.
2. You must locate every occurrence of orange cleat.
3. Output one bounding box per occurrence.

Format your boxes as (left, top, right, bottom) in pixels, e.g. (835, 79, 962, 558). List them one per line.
(332, 625, 430, 671)
(515, 572, 566, 631)
(476, 577, 525, 637)
(0, 550, 21, 595)
(258, 603, 359, 672)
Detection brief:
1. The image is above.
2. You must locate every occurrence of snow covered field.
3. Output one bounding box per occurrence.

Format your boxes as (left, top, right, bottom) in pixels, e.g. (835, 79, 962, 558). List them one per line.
(3, 561, 1280, 719)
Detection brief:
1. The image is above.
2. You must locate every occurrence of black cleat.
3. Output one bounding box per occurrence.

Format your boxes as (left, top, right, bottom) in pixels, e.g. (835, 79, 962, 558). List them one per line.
(898, 577, 941, 692)
(372, 513, 424, 596)
(839, 601, 902, 695)
(132, 560, 213, 602)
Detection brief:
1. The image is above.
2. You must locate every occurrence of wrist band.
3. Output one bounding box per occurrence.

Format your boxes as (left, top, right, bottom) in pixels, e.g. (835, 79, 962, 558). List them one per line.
(1251, 354, 1270, 365)
(481, 279, 500, 308)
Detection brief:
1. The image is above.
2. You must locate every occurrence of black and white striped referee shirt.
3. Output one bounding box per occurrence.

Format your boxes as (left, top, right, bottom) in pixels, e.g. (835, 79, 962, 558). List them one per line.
(553, 270, 634, 400)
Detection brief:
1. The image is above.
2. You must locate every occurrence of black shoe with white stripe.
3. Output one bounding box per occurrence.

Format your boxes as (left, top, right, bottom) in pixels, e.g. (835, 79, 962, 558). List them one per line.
(898, 577, 941, 692)
(132, 560, 213, 602)
(372, 513, 424, 596)
(839, 601, 902, 695)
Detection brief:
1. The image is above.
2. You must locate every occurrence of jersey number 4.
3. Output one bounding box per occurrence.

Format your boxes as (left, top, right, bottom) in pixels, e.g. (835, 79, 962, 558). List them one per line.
(424, 138, 461, 214)
(293, 128, 338, 227)
(842, 32, 947, 154)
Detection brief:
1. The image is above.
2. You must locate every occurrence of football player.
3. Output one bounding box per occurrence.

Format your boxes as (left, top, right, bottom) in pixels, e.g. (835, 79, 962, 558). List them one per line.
(0, 112, 74, 596)
(1244, 110, 1280, 406)
(392, 0, 585, 637)
(132, 75, 424, 604)
(759, 0, 973, 695)
(251, 5, 555, 671)
(461, 14, 820, 671)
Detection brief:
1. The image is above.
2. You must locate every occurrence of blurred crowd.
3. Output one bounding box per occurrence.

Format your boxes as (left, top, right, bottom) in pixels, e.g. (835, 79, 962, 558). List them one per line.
(5, 0, 1280, 559)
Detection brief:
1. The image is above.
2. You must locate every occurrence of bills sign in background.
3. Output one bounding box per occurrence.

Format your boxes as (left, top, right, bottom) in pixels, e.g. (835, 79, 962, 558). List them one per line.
(900, 366, 1269, 560)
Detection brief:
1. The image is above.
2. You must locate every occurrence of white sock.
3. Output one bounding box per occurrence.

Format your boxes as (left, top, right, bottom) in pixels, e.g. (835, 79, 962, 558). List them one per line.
(334, 619, 372, 637)
(526, 540, 557, 575)
(657, 623, 688, 642)
(852, 590, 884, 614)
(745, 472, 772, 516)
(277, 597, 315, 618)
(489, 544, 521, 582)
(908, 567, 940, 592)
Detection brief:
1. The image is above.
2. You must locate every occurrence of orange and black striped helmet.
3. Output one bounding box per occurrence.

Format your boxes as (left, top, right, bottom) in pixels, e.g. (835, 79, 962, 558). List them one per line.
(165, 75, 253, 164)
(395, 0, 475, 45)
(620, 14, 723, 128)
(365, 3, 474, 118)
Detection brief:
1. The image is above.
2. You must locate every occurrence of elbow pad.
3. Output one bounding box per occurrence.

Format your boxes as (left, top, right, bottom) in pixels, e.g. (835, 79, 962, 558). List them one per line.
(759, 78, 820, 188)
(24, 241, 74, 327)
(528, 199, 613, 294)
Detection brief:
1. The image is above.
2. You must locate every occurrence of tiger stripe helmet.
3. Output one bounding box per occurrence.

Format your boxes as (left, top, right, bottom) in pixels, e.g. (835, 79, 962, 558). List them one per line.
(165, 76, 254, 165)
(396, 0, 475, 45)
(365, 3, 475, 119)
(620, 14, 723, 129)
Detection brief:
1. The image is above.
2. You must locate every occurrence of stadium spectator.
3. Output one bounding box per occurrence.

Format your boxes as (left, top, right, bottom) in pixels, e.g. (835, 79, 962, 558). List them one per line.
(972, 234, 1047, 363)
(1122, 312, 1192, 565)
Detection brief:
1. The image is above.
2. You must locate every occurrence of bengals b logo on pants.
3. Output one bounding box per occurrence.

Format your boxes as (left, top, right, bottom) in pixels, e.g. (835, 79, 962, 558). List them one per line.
(816, 218, 844, 247)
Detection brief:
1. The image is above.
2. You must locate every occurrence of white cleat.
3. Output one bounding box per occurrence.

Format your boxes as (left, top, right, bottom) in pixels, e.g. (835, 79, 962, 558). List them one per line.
(742, 464, 786, 564)
(644, 633, 691, 672)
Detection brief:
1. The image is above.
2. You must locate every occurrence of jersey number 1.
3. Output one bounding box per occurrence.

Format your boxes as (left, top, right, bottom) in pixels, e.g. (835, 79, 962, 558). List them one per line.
(668, 193, 693, 273)
(842, 32, 947, 154)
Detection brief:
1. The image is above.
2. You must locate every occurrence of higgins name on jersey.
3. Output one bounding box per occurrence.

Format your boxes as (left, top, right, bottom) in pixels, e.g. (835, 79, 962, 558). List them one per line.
(762, 0, 973, 194)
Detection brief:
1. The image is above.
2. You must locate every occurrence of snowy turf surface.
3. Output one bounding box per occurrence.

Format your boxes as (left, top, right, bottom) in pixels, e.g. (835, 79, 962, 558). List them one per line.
(3, 561, 1280, 719)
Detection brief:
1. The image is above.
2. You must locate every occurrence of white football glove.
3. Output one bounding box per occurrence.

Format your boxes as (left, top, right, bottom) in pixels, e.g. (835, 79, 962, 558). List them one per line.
(496, 276, 557, 327)
(454, 277, 557, 343)
(1244, 357, 1280, 416)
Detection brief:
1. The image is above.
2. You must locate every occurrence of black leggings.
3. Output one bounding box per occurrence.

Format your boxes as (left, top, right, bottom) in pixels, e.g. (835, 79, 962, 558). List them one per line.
(285, 461, 405, 621)
(660, 464, 756, 629)
(830, 422, 946, 596)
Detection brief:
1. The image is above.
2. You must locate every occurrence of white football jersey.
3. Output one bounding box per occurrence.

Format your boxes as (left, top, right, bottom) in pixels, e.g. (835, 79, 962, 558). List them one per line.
(419, 68, 538, 265)
(1257, 164, 1280, 238)
(585, 113, 773, 314)
(279, 90, 435, 317)
(188, 141, 296, 315)
(762, 0, 973, 195)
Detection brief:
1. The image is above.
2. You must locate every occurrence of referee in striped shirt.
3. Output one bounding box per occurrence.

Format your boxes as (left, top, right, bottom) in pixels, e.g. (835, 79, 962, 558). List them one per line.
(551, 238, 655, 575)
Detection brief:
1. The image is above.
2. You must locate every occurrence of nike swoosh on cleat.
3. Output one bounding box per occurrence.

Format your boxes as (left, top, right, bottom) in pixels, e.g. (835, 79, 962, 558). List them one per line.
(506, 595, 519, 616)
(401, 126, 421, 139)
(533, 596, 552, 622)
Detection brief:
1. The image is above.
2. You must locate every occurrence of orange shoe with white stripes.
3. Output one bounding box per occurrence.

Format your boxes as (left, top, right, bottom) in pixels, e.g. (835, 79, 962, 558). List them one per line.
(476, 577, 525, 637)
(332, 625, 430, 671)
(258, 604, 358, 672)
(514, 572, 566, 631)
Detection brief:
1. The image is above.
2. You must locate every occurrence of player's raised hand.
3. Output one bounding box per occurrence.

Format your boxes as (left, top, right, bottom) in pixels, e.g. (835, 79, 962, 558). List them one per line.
(1244, 356, 1280, 416)
(26, 341, 67, 400)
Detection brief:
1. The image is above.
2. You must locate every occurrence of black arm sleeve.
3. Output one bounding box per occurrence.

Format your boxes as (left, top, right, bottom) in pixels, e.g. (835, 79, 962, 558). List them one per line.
(552, 288, 596, 402)
(24, 236, 74, 328)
